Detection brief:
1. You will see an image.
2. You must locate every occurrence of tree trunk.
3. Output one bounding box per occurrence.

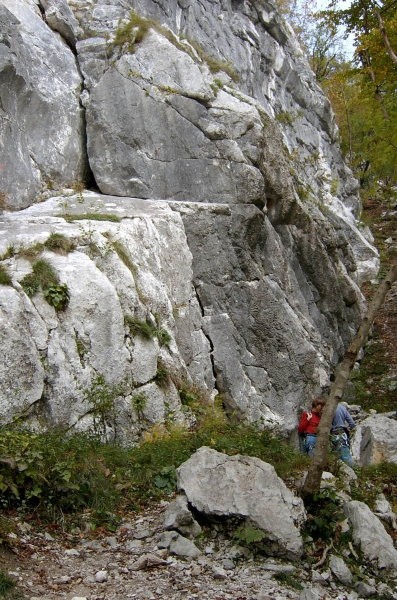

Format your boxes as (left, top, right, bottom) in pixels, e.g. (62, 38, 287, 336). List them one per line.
(376, 8, 397, 65)
(301, 263, 397, 499)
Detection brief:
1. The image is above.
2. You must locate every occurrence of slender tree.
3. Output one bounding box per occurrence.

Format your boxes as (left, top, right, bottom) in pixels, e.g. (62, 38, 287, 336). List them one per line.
(301, 263, 397, 498)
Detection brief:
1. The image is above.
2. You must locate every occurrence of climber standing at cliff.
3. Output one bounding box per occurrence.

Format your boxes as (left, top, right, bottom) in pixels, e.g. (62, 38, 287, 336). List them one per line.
(297, 397, 326, 456)
(330, 402, 356, 466)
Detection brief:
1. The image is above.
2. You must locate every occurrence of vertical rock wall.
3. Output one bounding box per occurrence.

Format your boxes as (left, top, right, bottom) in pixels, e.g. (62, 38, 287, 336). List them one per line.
(0, 0, 379, 440)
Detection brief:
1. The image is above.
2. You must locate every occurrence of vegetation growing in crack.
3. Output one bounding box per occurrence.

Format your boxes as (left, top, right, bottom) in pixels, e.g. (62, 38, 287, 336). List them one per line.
(61, 213, 121, 223)
(125, 315, 171, 348)
(20, 258, 70, 311)
(0, 264, 12, 286)
(112, 10, 239, 82)
(84, 374, 127, 439)
(44, 233, 76, 254)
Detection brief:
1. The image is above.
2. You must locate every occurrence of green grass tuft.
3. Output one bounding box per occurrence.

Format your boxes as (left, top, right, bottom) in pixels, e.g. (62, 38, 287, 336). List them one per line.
(0, 265, 12, 286)
(62, 213, 121, 223)
(44, 233, 75, 254)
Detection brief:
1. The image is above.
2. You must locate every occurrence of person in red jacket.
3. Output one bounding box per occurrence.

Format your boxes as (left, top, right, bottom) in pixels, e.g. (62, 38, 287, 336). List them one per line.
(298, 397, 326, 456)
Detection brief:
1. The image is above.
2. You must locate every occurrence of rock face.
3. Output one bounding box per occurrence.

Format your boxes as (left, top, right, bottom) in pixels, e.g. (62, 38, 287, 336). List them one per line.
(352, 414, 397, 466)
(0, 0, 86, 210)
(0, 195, 210, 441)
(0, 0, 380, 438)
(344, 500, 397, 571)
(176, 447, 306, 560)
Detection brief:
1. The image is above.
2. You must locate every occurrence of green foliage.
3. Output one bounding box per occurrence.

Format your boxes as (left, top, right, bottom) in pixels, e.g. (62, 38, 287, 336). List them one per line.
(125, 316, 157, 339)
(43, 283, 70, 311)
(131, 392, 147, 416)
(273, 572, 303, 591)
(0, 265, 12, 286)
(233, 523, 267, 546)
(17, 242, 44, 260)
(0, 246, 15, 261)
(351, 462, 397, 512)
(62, 213, 121, 223)
(31, 259, 59, 289)
(113, 10, 153, 52)
(44, 233, 75, 254)
(275, 111, 295, 126)
(153, 466, 177, 494)
(20, 258, 59, 297)
(19, 259, 70, 310)
(84, 374, 126, 438)
(154, 360, 170, 387)
(0, 404, 308, 526)
(350, 338, 395, 412)
(125, 316, 171, 348)
(19, 273, 39, 298)
(186, 39, 239, 81)
(304, 488, 344, 541)
(0, 571, 18, 598)
(178, 383, 201, 407)
(0, 428, 129, 517)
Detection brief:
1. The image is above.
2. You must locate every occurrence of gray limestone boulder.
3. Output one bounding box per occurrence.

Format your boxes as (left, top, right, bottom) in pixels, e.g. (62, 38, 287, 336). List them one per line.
(164, 495, 202, 538)
(0, 0, 86, 209)
(157, 530, 201, 558)
(176, 447, 306, 560)
(344, 500, 397, 571)
(352, 414, 397, 466)
(329, 554, 353, 586)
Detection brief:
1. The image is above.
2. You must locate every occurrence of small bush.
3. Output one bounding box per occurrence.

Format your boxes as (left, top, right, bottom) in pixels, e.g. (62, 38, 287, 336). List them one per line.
(44, 233, 75, 254)
(0, 246, 15, 261)
(18, 242, 45, 260)
(0, 570, 18, 597)
(43, 283, 70, 311)
(32, 259, 59, 288)
(273, 572, 303, 591)
(233, 523, 267, 546)
(154, 361, 169, 387)
(84, 374, 126, 438)
(0, 265, 12, 286)
(303, 488, 344, 541)
(131, 392, 147, 416)
(113, 10, 153, 52)
(351, 462, 397, 511)
(20, 273, 40, 298)
(125, 316, 171, 348)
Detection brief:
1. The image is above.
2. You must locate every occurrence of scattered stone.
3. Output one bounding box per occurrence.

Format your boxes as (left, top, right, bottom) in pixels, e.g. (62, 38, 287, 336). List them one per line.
(65, 548, 80, 556)
(221, 558, 235, 570)
(95, 570, 108, 583)
(355, 581, 377, 597)
(169, 533, 201, 558)
(211, 565, 228, 579)
(329, 554, 353, 586)
(164, 494, 202, 538)
(129, 553, 168, 571)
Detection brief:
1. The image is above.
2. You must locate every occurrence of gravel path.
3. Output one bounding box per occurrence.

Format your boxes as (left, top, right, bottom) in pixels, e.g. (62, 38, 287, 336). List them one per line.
(0, 502, 345, 600)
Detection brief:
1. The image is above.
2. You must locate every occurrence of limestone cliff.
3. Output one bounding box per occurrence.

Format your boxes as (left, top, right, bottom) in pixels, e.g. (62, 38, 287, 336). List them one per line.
(0, 0, 378, 441)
